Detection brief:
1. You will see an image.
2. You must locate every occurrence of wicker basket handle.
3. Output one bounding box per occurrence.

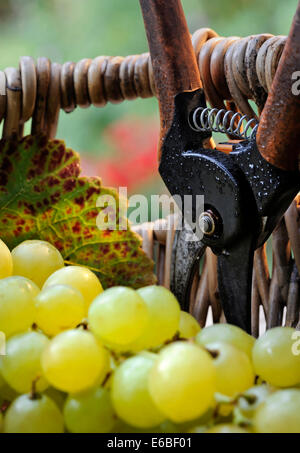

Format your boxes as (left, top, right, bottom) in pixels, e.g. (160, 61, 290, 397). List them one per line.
(0, 28, 290, 141)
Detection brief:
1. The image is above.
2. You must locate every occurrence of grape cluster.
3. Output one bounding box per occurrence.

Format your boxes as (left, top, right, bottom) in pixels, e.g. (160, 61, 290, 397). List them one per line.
(0, 239, 299, 434)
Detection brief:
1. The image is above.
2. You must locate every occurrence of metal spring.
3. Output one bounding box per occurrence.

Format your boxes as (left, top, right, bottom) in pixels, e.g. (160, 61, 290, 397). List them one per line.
(189, 107, 259, 141)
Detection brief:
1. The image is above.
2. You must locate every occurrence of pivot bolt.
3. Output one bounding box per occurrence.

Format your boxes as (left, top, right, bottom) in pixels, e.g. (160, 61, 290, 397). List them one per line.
(199, 210, 218, 236)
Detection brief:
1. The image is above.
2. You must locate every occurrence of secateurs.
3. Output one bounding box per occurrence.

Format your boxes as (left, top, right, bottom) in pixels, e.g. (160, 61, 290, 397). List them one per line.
(139, 0, 300, 333)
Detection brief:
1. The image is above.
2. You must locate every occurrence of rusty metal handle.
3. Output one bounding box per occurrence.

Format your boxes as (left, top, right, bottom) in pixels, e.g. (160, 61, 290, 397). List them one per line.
(139, 0, 201, 160)
(257, 1, 300, 172)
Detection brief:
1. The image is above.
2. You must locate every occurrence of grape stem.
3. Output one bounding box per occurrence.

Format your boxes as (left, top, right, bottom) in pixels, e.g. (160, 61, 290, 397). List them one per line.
(76, 321, 89, 331)
(29, 377, 41, 401)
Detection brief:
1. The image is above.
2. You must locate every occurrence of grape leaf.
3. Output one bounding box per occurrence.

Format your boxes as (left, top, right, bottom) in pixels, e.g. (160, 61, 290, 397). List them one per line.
(0, 135, 156, 288)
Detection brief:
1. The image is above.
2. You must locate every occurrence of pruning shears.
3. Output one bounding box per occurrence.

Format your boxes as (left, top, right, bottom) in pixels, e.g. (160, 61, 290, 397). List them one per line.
(139, 0, 300, 333)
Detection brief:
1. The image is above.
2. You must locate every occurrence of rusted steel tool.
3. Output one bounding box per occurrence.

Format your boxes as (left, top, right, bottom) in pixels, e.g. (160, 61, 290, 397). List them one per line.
(139, 0, 300, 333)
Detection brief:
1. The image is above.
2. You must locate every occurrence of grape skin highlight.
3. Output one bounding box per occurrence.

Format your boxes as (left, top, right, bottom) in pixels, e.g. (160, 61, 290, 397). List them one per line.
(0, 239, 13, 279)
(149, 342, 216, 423)
(253, 389, 300, 433)
(64, 387, 116, 433)
(35, 284, 85, 336)
(1, 331, 49, 394)
(88, 286, 148, 346)
(205, 342, 255, 397)
(111, 352, 165, 428)
(41, 329, 109, 393)
(43, 265, 103, 312)
(0, 276, 37, 338)
(4, 394, 64, 433)
(196, 323, 255, 360)
(252, 327, 300, 387)
(130, 286, 181, 350)
(11, 240, 64, 288)
(179, 310, 201, 339)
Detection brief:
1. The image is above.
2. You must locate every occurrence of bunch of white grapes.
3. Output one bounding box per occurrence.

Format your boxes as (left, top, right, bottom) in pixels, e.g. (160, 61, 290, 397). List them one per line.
(0, 238, 299, 434)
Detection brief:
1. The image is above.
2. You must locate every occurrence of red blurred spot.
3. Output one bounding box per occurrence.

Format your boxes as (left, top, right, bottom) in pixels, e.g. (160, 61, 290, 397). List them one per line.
(80, 116, 159, 192)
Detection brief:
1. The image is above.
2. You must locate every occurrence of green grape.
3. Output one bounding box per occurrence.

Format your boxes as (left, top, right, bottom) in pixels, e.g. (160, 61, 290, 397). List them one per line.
(149, 342, 216, 423)
(41, 329, 109, 393)
(0, 276, 37, 338)
(103, 287, 181, 353)
(111, 352, 164, 428)
(131, 286, 181, 350)
(35, 284, 85, 336)
(43, 265, 103, 312)
(1, 331, 49, 394)
(44, 387, 67, 411)
(0, 239, 13, 279)
(205, 424, 250, 433)
(252, 327, 300, 387)
(205, 342, 255, 397)
(113, 419, 174, 434)
(187, 426, 206, 433)
(0, 382, 18, 402)
(159, 420, 179, 433)
(196, 324, 255, 360)
(102, 356, 118, 390)
(88, 287, 148, 346)
(176, 409, 214, 433)
(64, 387, 115, 433)
(0, 359, 18, 402)
(179, 311, 201, 339)
(0, 359, 5, 388)
(235, 385, 273, 421)
(21, 277, 40, 298)
(3, 393, 64, 433)
(12, 240, 64, 288)
(253, 389, 300, 433)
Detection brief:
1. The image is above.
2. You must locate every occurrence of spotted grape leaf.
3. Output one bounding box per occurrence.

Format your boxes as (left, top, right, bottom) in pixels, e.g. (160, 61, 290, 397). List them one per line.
(0, 135, 156, 288)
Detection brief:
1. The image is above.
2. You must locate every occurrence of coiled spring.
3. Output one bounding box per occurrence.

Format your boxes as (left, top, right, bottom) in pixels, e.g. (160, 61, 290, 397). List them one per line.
(189, 107, 259, 141)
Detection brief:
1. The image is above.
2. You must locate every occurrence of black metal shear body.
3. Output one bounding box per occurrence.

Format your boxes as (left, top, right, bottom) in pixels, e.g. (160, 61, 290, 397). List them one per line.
(139, 0, 300, 333)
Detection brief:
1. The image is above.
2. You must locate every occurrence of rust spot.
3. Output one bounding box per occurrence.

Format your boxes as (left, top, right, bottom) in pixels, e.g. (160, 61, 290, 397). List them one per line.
(101, 244, 110, 254)
(59, 162, 80, 179)
(64, 150, 74, 162)
(23, 203, 36, 215)
(1, 157, 13, 174)
(49, 147, 65, 172)
(7, 213, 17, 220)
(50, 192, 60, 204)
(74, 196, 84, 207)
(47, 176, 60, 187)
(63, 179, 76, 192)
(72, 221, 81, 234)
(0, 172, 7, 185)
(86, 186, 100, 200)
(54, 240, 63, 251)
(86, 211, 98, 219)
(31, 149, 48, 176)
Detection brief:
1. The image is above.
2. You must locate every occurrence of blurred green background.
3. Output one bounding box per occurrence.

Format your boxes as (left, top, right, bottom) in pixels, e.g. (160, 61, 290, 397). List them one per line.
(0, 0, 298, 195)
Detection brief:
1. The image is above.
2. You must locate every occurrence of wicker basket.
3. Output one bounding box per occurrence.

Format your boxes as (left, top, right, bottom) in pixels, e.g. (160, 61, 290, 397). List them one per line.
(133, 197, 300, 337)
(0, 28, 299, 335)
